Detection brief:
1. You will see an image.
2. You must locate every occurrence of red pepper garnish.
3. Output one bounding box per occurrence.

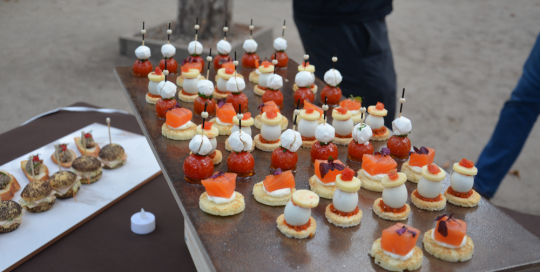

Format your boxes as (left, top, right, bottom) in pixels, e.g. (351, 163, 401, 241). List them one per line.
(376, 102, 385, 110)
(428, 164, 441, 174)
(155, 67, 163, 75)
(459, 158, 474, 168)
(388, 169, 399, 180)
(336, 107, 348, 115)
(60, 144, 67, 152)
(32, 155, 40, 162)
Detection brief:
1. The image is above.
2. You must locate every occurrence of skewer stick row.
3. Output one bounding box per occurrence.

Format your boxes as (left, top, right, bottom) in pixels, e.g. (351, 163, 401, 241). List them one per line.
(249, 19, 254, 39)
(167, 22, 172, 44)
(223, 21, 228, 40)
(282, 20, 286, 38)
(206, 48, 212, 79)
(141, 22, 146, 46)
(399, 88, 406, 118)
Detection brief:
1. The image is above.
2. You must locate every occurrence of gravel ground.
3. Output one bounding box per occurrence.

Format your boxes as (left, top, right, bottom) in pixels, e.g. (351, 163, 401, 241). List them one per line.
(1, 0, 539, 214)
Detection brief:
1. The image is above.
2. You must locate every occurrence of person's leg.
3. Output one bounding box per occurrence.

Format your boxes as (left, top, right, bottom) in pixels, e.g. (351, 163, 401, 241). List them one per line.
(475, 33, 540, 198)
(294, 17, 397, 127)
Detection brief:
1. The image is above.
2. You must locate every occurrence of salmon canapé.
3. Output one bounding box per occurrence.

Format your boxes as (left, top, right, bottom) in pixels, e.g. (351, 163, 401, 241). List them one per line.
(381, 223, 420, 256)
(201, 172, 237, 199)
(409, 147, 435, 167)
(434, 215, 467, 247)
(339, 99, 361, 112)
(303, 100, 324, 116)
(166, 108, 192, 128)
(259, 101, 281, 114)
(263, 170, 295, 192)
(362, 154, 397, 176)
(217, 103, 236, 124)
(315, 159, 346, 184)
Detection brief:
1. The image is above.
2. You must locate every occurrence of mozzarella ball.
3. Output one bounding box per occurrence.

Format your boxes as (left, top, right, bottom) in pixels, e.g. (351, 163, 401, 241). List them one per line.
(382, 184, 408, 208)
(450, 172, 475, 193)
(332, 118, 354, 137)
(298, 119, 318, 138)
(284, 200, 310, 226)
(333, 189, 358, 213)
(365, 114, 384, 129)
(417, 178, 442, 198)
(183, 77, 200, 94)
(261, 124, 281, 142)
(231, 125, 252, 136)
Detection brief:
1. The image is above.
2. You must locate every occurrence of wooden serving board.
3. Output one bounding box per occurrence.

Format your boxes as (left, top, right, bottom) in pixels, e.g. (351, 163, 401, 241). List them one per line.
(0, 123, 161, 271)
(115, 61, 540, 272)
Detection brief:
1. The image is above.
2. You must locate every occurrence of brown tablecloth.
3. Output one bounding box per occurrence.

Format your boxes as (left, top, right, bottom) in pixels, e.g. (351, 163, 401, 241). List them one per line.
(5, 102, 539, 271)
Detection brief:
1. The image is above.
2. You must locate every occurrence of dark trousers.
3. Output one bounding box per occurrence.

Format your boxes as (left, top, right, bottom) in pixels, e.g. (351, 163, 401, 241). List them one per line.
(294, 17, 397, 127)
(475, 33, 540, 198)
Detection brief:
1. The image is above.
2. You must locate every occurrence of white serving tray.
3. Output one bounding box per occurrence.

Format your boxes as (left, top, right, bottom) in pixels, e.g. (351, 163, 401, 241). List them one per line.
(0, 123, 161, 271)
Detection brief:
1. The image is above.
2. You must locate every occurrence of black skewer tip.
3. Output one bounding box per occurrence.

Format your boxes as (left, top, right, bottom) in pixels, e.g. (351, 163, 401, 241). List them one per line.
(294, 115, 298, 126)
(204, 102, 208, 112)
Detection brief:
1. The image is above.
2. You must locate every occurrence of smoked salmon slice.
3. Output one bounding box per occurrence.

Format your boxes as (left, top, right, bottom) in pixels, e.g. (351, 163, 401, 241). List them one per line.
(315, 159, 345, 184)
(263, 170, 295, 192)
(217, 103, 236, 124)
(166, 108, 192, 128)
(201, 172, 237, 198)
(381, 223, 420, 256)
(434, 215, 467, 247)
(258, 101, 281, 114)
(362, 154, 397, 176)
(339, 99, 361, 111)
(303, 100, 324, 116)
(182, 62, 202, 73)
(409, 147, 435, 167)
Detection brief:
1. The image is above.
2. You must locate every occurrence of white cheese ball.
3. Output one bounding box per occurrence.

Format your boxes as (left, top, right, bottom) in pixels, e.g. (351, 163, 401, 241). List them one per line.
(332, 119, 354, 137)
(258, 73, 271, 88)
(217, 39, 232, 54)
(392, 116, 412, 136)
(298, 119, 318, 138)
(231, 125, 252, 136)
(295, 71, 314, 87)
(161, 44, 176, 58)
(333, 189, 358, 213)
(284, 200, 310, 226)
(450, 172, 475, 193)
(315, 123, 335, 143)
(267, 74, 283, 90)
(280, 129, 302, 152)
(216, 77, 228, 92)
(417, 177, 442, 198)
(156, 81, 177, 99)
(188, 41, 203, 55)
(197, 80, 214, 96)
(382, 184, 408, 208)
(183, 77, 200, 94)
(209, 137, 217, 154)
(352, 123, 372, 144)
(324, 69, 342, 86)
(148, 81, 161, 96)
(226, 76, 246, 93)
(365, 114, 384, 129)
(273, 37, 287, 51)
(135, 45, 151, 60)
(189, 135, 212, 155)
(243, 39, 258, 53)
(228, 131, 253, 152)
(261, 124, 281, 142)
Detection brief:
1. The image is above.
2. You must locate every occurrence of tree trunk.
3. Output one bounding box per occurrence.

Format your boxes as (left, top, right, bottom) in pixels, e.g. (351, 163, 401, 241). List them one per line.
(176, 0, 232, 41)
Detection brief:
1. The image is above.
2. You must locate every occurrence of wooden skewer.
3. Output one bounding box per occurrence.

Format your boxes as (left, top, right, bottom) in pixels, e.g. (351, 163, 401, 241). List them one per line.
(142, 21, 145, 46)
(206, 49, 212, 80)
(282, 20, 286, 38)
(223, 21, 228, 41)
(81, 131, 86, 157)
(107, 117, 112, 144)
(167, 22, 171, 44)
(55, 144, 61, 172)
(195, 17, 199, 42)
(399, 88, 406, 118)
(30, 155, 36, 182)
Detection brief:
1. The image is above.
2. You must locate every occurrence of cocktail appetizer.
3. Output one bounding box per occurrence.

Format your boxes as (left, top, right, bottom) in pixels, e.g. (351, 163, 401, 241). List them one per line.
(303, 100, 325, 124)
(254, 101, 288, 130)
(411, 164, 446, 211)
(276, 190, 319, 239)
(214, 22, 232, 71)
(19, 180, 56, 213)
(162, 108, 197, 140)
(178, 65, 202, 103)
(366, 102, 391, 141)
(254, 109, 283, 152)
(74, 131, 101, 158)
(347, 123, 374, 162)
(241, 20, 260, 69)
(176, 62, 204, 88)
(297, 108, 320, 148)
(253, 169, 296, 206)
(253, 60, 275, 96)
(194, 79, 216, 116)
(0, 171, 20, 200)
(309, 157, 346, 199)
(132, 22, 152, 77)
(370, 223, 423, 272)
(357, 148, 397, 192)
(270, 129, 302, 172)
(50, 143, 76, 168)
(226, 131, 255, 177)
(200, 172, 245, 216)
(159, 24, 178, 74)
(325, 167, 362, 227)
(20, 155, 49, 182)
(320, 56, 342, 105)
(99, 118, 128, 169)
(311, 123, 338, 162)
(423, 214, 474, 262)
(155, 80, 178, 120)
(332, 107, 354, 145)
(337, 97, 363, 124)
(72, 155, 102, 184)
(292, 54, 317, 94)
(444, 158, 481, 207)
(49, 171, 81, 199)
(0, 201, 23, 233)
(388, 90, 412, 159)
(196, 120, 222, 165)
(373, 170, 411, 221)
(225, 73, 249, 113)
(146, 68, 165, 104)
(226, 112, 255, 152)
(210, 102, 235, 135)
(293, 71, 315, 107)
(262, 72, 284, 109)
(184, 19, 204, 70)
(214, 63, 244, 100)
(184, 133, 214, 183)
(402, 147, 435, 183)
(270, 21, 288, 68)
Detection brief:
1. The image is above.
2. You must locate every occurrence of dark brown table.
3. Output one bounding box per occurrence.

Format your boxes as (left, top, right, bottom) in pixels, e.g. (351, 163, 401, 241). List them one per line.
(114, 60, 540, 272)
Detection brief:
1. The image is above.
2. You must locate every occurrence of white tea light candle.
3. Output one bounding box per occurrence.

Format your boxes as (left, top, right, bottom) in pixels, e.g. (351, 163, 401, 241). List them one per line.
(131, 208, 156, 235)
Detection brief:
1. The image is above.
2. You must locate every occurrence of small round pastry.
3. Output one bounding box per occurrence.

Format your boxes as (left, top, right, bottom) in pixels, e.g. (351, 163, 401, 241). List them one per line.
(402, 147, 435, 183)
(325, 168, 362, 227)
(214, 39, 231, 71)
(155, 81, 178, 119)
(225, 75, 249, 113)
(248, 68, 260, 84)
(445, 159, 481, 207)
(373, 170, 411, 221)
(253, 60, 275, 96)
(71, 156, 102, 184)
(176, 62, 205, 88)
(214, 66, 241, 99)
(320, 68, 342, 105)
(74, 131, 101, 158)
(348, 123, 374, 162)
(194, 79, 216, 116)
(411, 164, 447, 211)
(357, 149, 397, 192)
(21, 155, 50, 182)
(270, 129, 302, 172)
(254, 110, 283, 152)
(0, 171, 21, 200)
(210, 102, 235, 135)
(311, 123, 338, 162)
(253, 169, 296, 206)
(293, 71, 316, 106)
(241, 38, 260, 69)
(162, 108, 197, 140)
(423, 215, 474, 262)
(276, 190, 319, 239)
(200, 172, 244, 216)
(184, 41, 204, 71)
(19, 180, 56, 213)
(196, 122, 221, 165)
(370, 223, 423, 272)
(49, 171, 81, 199)
(366, 102, 391, 141)
(146, 68, 165, 104)
(159, 43, 178, 74)
(178, 67, 201, 102)
(254, 101, 288, 130)
(226, 131, 255, 177)
(133, 45, 152, 77)
(297, 108, 321, 148)
(270, 37, 288, 67)
(99, 143, 127, 169)
(387, 116, 412, 160)
(338, 97, 363, 124)
(261, 74, 284, 109)
(292, 60, 317, 94)
(0, 200, 23, 233)
(184, 134, 214, 183)
(332, 107, 354, 145)
(51, 143, 77, 168)
(309, 158, 346, 199)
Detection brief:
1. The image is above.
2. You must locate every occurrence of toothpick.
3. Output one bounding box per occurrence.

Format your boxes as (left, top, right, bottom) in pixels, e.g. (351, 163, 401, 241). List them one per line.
(167, 22, 171, 44)
(29, 155, 36, 182)
(250, 19, 253, 39)
(142, 21, 145, 46)
(164, 59, 168, 82)
(195, 17, 199, 42)
(106, 117, 112, 144)
(81, 131, 86, 157)
(323, 96, 328, 124)
(55, 144, 61, 172)
(223, 21, 228, 41)
(399, 88, 406, 118)
(282, 20, 286, 38)
(206, 48, 212, 79)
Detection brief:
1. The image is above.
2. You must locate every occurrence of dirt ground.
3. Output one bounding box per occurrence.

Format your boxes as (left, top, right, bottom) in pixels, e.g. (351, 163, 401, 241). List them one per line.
(1, 0, 539, 214)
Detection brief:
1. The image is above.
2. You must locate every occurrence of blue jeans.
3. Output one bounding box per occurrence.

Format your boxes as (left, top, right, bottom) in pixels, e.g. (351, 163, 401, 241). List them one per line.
(475, 33, 540, 198)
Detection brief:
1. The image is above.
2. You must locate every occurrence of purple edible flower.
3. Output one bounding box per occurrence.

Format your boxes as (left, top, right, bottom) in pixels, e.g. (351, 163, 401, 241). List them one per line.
(273, 168, 283, 175)
(319, 156, 346, 178)
(395, 226, 418, 238)
(412, 146, 430, 155)
(217, 99, 226, 108)
(210, 171, 226, 179)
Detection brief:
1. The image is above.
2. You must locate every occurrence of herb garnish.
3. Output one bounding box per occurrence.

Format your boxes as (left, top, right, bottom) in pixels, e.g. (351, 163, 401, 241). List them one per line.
(319, 156, 346, 178)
